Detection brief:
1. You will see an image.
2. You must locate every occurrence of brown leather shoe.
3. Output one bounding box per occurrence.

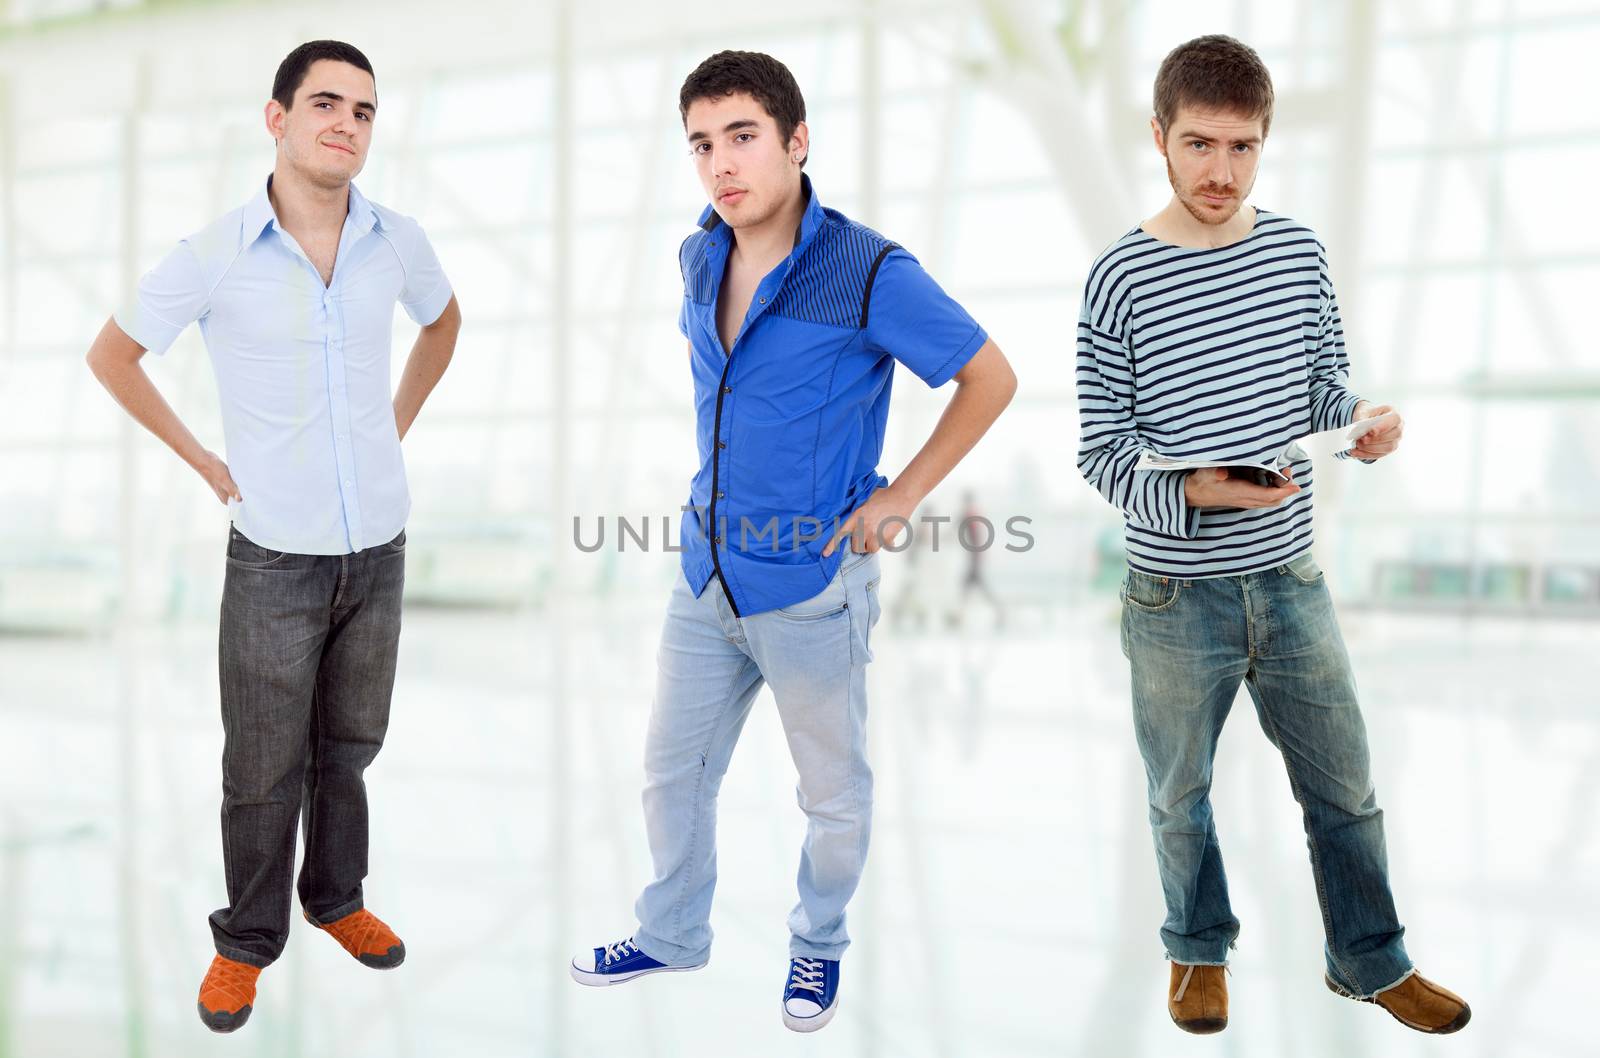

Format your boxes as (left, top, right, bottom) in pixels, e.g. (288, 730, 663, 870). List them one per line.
(305, 908, 406, 969)
(1168, 962, 1228, 1034)
(196, 954, 262, 1033)
(1326, 971, 1471, 1034)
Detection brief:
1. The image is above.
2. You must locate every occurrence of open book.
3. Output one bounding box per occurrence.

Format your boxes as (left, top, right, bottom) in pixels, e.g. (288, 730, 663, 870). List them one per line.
(1133, 412, 1401, 486)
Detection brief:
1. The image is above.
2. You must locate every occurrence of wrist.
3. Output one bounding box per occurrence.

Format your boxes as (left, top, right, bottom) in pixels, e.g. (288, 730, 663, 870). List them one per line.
(884, 478, 926, 510)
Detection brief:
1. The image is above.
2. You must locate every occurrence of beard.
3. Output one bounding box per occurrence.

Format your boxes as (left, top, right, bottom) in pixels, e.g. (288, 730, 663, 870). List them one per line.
(1166, 156, 1250, 226)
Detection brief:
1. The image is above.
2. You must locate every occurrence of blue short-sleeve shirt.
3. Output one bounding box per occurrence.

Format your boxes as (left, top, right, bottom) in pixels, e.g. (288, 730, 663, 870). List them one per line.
(677, 174, 988, 615)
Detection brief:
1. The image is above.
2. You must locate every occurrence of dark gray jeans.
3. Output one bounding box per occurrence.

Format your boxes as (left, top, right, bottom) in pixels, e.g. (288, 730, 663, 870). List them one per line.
(209, 525, 405, 967)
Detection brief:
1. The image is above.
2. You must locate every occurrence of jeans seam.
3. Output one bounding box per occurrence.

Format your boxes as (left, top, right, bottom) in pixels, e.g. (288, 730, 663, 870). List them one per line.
(1252, 678, 1364, 994)
(302, 687, 321, 911)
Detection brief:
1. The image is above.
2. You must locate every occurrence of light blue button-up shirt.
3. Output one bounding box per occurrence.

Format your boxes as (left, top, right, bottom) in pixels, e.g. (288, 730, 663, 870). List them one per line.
(117, 176, 452, 555)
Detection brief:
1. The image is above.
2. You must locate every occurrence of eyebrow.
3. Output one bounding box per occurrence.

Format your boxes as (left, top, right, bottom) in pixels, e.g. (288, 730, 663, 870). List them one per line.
(307, 90, 377, 114)
(1178, 131, 1260, 146)
(686, 118, 760, 143)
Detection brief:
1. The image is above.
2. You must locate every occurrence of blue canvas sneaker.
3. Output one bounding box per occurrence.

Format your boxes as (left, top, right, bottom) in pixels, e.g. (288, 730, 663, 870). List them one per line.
(569, 936, 706, 986)
(782, 956, 841, 1032)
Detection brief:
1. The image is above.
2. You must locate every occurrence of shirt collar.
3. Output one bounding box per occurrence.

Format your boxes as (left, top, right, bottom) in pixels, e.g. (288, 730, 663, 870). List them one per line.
(695, 172, 824, 256)
(243, 174, 380, 241)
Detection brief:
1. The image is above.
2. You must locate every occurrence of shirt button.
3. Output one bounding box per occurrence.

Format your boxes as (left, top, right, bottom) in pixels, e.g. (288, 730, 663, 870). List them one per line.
(717, 491, 725, 499)
(344, 480, 352, 487)
(713, 535, 722, 545)
(758, 297, 766, 304)
(721, 385, 731, 394)
(717, 440, 726, 449)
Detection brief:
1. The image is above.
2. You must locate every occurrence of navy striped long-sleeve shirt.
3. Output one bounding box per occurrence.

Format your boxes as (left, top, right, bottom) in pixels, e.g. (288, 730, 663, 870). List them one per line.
(1075, 210, 1363, 579)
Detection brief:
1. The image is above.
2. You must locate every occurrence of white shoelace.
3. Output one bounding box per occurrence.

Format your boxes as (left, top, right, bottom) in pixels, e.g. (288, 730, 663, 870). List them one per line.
(788, 958, 825, 995)
(602, 938, 640, 966)
(1172, 963, 1229, 1003)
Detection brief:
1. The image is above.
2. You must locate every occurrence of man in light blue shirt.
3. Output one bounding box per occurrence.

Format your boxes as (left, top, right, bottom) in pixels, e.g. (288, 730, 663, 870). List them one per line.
(86, 40, 459, 1033)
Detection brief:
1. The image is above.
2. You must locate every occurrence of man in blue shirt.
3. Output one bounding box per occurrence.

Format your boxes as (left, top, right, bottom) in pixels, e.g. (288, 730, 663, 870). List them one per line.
(85, 41, 460, 1033)
(570, 51, 1016, 1033)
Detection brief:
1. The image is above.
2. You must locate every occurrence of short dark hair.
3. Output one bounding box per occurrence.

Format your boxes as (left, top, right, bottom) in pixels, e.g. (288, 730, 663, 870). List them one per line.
(272, 40, 375, 109)
(679, 50, 808, 167)
(1153, 35, 1274, 137)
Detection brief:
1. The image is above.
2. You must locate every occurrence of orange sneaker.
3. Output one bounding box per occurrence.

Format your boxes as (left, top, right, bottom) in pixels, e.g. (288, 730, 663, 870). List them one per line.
(196, 954, 262, 1033)
(304, 907, 406, 969)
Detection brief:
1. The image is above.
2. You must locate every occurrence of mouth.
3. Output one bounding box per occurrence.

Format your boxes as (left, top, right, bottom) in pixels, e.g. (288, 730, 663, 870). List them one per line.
(1199, 192, 1232, 206)
(322, 141, 356, 156)
(716, 187, 747, 205)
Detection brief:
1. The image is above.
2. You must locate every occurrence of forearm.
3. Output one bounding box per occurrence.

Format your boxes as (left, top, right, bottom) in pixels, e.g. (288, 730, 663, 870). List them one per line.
(888, 371, 1013, 506)
(89, 357, 209, 470)
(392, 324, 458, 441)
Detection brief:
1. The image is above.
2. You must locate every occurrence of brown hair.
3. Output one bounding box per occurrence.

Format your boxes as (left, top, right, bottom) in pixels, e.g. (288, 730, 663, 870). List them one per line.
(680, 50, 808, 168)
(1153, 35, 1274, 137)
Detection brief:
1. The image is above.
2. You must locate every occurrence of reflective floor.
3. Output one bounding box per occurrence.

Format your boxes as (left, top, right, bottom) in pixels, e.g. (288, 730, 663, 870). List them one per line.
(0, 573, 1591, 1058)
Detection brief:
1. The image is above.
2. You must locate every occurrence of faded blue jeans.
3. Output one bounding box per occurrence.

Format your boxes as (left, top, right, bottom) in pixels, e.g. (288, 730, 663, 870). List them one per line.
(633, 550, 881, 966)
(1120, 550, 1413, 997)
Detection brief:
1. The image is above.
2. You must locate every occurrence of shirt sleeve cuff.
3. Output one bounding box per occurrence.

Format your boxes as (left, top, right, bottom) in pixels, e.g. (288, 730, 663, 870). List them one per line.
(919, 324, 989, 388)
(403, 278, 454, 326)
(1332, 392, 1368, 461)
(113, 306, 182, 356)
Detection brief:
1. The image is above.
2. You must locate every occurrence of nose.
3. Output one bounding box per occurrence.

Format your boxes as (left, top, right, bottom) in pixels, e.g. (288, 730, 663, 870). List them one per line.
(710, 146, 735, 179)
(1209, 152, 1235, 188)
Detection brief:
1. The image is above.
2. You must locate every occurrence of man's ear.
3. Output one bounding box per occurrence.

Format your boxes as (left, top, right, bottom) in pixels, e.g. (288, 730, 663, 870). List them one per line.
(264, 99, 287, 145)
(1150, 116, 1166, 157)
(789, 120, 810, 165)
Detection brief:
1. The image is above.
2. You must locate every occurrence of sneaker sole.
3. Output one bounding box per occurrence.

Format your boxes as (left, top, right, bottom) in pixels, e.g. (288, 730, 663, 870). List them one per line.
(1169, 1013, 1227, 1035)
(783, 998, 839, 1033)
(569, 959, 707, 987)
(356, 945, 406, 970)
(197, 1002, 251, 1033)
(1324, 974, 1472, 1034)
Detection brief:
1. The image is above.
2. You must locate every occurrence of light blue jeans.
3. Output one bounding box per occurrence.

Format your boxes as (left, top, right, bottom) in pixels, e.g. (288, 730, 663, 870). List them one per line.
(1120, 551, 1413, 997)
(633, 551, 882, 965)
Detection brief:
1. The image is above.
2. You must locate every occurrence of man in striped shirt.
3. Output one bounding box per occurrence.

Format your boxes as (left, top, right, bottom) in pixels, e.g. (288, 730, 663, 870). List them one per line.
(1076, 35, 1469, 1036)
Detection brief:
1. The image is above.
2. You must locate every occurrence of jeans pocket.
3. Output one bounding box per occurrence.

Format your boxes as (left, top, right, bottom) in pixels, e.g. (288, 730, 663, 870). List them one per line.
(1283, 551, 1324, 585)
(382, 528, 408, 553)
(227, 528, 287, 568)
(776, 573, 849, 621)
(1122, 570, 1182, 612)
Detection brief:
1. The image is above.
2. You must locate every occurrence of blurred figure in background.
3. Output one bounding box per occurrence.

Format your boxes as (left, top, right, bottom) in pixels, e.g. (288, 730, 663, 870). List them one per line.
(85, 40, 460, 1033)
(952, 489, 1005, 630)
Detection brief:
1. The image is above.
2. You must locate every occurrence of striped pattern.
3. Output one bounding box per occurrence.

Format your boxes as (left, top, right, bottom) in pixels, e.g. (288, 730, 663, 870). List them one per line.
(1075, 211, 1364, 579)
(766, 217, 895, 328)
(679, 228, 718, 305)
(680, 211, 896, 330)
